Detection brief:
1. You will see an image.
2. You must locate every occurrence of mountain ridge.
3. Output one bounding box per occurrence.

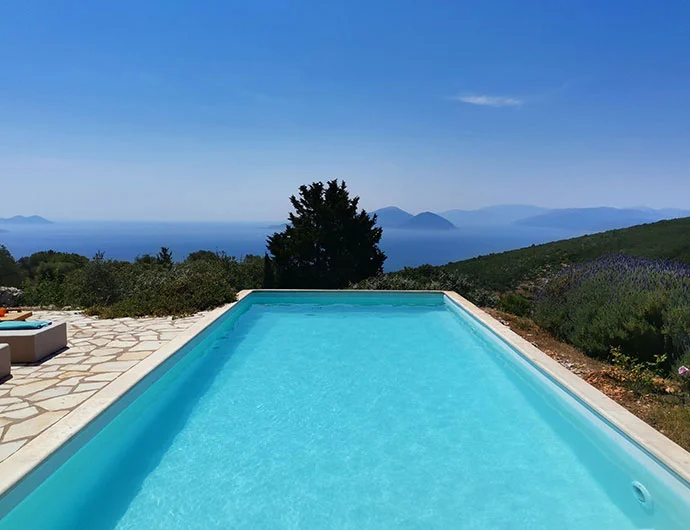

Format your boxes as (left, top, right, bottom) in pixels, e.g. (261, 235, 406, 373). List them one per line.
(373, 204, 690, 232)
(515, 207, 690, 231)
(440, 205, 551, 226)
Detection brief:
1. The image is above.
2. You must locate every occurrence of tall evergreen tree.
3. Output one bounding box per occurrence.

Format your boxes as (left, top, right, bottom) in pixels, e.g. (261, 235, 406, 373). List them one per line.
(262, 253, 275, 288)
(156, 247, 173, 267)
(267, 180, 386, 288)
(0, 245, 22, 287)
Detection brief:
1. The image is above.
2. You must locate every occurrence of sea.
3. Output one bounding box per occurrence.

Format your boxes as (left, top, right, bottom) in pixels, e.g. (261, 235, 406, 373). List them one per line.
(0, 222, 586, 272)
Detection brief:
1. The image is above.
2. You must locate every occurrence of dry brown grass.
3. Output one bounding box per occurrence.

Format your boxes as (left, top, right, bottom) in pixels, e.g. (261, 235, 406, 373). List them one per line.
(484, 308, 690, 452)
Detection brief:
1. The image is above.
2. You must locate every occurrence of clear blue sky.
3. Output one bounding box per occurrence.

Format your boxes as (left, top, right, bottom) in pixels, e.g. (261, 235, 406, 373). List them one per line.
(1, 1, 689, 221)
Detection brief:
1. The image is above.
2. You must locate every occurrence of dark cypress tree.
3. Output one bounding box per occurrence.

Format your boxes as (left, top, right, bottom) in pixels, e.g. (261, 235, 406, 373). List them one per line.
(267, 180, 386, 288)
(0, 245, 22, 287)
(156, 247, 173, 267)
(262, 253, 275, 288)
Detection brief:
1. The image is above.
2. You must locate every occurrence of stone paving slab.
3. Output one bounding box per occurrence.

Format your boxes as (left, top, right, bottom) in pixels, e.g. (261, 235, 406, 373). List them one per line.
(0, 310, 205, 463)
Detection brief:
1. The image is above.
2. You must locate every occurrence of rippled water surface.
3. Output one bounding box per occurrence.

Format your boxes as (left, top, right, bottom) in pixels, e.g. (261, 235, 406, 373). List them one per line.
(1, 295, 688, 529)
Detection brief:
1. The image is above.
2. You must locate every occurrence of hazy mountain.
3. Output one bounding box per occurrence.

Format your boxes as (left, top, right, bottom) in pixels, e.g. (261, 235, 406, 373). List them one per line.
(440, 205, 551, 226)
(0, 215, 52, 225)
(514, 207, 669, 231)
(374, 204, 689, 233)
(399, 212, 456, 231)
(655, 208, 690, 219)
(372, 206, 414, 227)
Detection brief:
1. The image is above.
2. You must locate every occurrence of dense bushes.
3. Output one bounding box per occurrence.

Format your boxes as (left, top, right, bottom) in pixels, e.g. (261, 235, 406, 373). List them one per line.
(533, 255, 690, 368)
(351, 265, 498, 307)
(63, 252, 120, 307)
(14, 250, 264, 317)
(498, 293, 531, 317)
(11, 251, 89, 306)
(0, 245, 22, 287)
(82, 258, 240, 318)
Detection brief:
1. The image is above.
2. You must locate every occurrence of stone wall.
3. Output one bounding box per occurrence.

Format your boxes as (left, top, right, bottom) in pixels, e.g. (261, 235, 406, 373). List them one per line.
(0, 287, 23, 307)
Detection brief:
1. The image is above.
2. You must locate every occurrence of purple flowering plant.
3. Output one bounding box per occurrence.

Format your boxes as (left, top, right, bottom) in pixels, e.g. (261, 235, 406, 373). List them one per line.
(533, 254, 690, 370)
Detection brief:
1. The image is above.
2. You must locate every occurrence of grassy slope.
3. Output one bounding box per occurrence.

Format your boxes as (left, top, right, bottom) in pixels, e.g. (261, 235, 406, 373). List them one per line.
(444, 217, 690, 292)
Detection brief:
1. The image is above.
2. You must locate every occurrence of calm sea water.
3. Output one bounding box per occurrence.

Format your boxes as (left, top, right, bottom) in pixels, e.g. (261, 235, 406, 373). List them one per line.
(0, 221, 584, 271)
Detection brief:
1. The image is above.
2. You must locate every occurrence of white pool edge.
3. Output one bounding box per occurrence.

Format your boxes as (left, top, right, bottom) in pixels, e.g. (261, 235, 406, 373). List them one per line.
(0, 289, 689, 500)
(443, 291, 690, 485)
(0, 290, 254, 498)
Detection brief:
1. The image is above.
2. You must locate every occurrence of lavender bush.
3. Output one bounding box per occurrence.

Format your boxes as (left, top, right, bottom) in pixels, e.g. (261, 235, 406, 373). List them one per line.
(533, 254, 690, 367)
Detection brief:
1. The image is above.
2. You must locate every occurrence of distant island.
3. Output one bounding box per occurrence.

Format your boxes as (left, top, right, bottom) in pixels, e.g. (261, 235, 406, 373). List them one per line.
(0, 215, 52, 225)
(373, 208, 456, 231)
(399, 212, 455, 230)
(372, 206, 414, 227)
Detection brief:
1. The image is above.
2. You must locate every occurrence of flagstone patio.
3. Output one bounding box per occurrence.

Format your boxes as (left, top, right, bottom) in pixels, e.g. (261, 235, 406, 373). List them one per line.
(0, 310, 206, 463)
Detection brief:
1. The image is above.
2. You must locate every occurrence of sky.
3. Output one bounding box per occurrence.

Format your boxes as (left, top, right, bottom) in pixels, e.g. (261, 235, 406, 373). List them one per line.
(1, 0, 689, 221)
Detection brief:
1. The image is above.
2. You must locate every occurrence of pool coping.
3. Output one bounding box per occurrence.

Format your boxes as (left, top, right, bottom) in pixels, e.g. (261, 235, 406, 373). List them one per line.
(443, 291, 690, 486)
(0, 289, 689, 501)
(0, 291, 253, 499)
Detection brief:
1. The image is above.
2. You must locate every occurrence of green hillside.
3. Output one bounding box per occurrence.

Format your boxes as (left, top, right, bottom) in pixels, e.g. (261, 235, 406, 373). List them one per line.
(444, 217, 690, 292)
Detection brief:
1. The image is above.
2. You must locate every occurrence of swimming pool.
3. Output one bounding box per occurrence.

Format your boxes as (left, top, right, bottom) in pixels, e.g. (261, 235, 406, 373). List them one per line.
(0, 291, 688, 529)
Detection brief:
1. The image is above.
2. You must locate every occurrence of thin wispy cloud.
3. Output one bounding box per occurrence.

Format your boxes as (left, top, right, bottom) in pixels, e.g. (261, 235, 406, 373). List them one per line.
(449, 94, 524, 107)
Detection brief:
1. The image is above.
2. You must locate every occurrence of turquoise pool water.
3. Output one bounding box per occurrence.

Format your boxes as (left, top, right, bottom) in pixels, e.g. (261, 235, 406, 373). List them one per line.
(0, 292, 689, 529)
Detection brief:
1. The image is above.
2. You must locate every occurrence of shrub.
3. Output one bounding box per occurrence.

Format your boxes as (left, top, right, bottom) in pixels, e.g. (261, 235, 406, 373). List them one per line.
(220, 254, 264, 290)
(20, 251, 90, 306)
(533, 254, 690, 368)
(22, 279, 67, 307)
(184, 251, 263, 289)
(498, 293, 531, 317)
(14, 247, 264, 317)
(351, 265, 498, 307)
(63, 252, 121, 307)
(0, 245, 22, 287)
(186, 250, 222, 263)
(18, 251, 88, 281)
(90, 259, 237, 318)
(672, 348, 690, 394)
(608, 346, 667, 394)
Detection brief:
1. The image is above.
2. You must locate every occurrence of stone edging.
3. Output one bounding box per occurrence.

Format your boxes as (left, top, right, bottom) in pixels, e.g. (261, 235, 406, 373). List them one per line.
(443, 290, 690, 485)
(0, 290, 253, 498)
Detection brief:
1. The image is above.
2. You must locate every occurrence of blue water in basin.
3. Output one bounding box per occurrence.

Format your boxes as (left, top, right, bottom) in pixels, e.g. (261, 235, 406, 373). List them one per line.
(0, 292, 688, 529)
